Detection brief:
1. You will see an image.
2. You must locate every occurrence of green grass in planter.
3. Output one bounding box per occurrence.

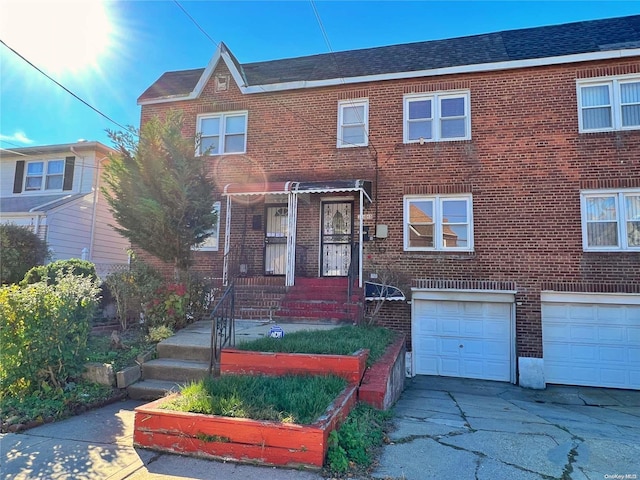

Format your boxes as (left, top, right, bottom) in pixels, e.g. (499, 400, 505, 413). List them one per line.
(236, 325, 395, 367)
(161, 374, 347, 425)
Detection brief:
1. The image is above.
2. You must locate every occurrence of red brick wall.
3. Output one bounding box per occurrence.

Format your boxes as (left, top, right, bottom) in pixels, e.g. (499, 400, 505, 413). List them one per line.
(139, 58, 640, 358)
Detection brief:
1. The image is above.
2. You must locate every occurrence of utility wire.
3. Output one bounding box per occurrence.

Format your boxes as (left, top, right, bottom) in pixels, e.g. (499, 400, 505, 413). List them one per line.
(308, 0, 378, 154)
(0, 38, 134, 135)
(173, 1, 342, 146)
(173, 0, 218, 47)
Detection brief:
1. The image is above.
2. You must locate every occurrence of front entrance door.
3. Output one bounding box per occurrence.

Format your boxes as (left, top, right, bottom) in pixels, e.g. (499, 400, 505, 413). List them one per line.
(321, 201, 353, 276)
(264, 205, 288, 275)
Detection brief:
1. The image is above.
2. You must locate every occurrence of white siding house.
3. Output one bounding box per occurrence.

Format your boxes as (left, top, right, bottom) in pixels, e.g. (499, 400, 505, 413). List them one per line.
(0, 141, 130, 278)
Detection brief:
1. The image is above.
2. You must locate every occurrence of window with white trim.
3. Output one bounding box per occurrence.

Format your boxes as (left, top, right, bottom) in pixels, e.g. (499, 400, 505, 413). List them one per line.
(193, 202, 221, 251)
(197, 112, 247, 155)
(578, 76, 640, 132)
(337, 99, 368, 148)
(581, 190, 640, 251)
(404, 195, 473, 251)
(25, 160, 64, 191)
(404, 91, 470, 143)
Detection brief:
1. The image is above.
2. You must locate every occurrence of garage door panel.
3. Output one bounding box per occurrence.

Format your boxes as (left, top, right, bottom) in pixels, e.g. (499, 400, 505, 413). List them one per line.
(413, 299, 513, 382)
(543, 301, 640, 390)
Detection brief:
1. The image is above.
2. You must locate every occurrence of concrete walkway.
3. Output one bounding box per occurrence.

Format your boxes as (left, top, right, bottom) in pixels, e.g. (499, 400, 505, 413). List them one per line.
(2, 375, 639, 479)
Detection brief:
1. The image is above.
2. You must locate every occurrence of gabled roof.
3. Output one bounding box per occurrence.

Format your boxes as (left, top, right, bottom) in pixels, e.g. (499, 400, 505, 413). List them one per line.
(0, 141, 115, 159)
(139, 14, 640, 104)
(0, 193, 88, 214)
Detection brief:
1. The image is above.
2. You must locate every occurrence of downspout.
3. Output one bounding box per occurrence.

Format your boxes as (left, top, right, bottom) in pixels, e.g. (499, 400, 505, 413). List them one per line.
(88, 156, 106, 263)
(359, 188, 364, 288)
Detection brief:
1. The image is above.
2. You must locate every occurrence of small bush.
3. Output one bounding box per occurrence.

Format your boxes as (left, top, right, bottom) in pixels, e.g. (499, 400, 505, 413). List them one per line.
(325, 403, 393, 474)
(21, 258, 98, 286)
(0, 273, 100, 395)
(146, 325, 174, 343)
(0, 224, 49, 285)
(104, 260, 163, 330)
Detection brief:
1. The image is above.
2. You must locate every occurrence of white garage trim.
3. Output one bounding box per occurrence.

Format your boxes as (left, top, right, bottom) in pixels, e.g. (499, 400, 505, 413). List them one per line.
(541, 291, 640, 305)
(542, 292, 640, 390)
(411, 289, 516, 384)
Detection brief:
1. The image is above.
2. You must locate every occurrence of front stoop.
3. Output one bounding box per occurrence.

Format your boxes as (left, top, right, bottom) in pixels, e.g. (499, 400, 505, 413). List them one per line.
(275, 277, 364, 323)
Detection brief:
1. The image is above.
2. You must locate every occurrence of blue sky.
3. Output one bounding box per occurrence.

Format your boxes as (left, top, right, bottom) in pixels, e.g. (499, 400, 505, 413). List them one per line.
(1, 1, 639, 150)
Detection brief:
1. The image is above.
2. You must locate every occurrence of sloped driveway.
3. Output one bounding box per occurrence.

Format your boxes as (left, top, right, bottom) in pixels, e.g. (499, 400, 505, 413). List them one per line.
(371, 376, 640, 480)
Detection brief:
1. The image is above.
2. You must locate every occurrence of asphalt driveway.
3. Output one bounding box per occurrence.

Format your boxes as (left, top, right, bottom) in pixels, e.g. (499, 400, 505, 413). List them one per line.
(2, 376, 639, 479)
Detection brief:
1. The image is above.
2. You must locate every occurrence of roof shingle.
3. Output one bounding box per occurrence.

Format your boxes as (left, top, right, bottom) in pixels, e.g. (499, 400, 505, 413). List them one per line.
(138, 14, 640, 102)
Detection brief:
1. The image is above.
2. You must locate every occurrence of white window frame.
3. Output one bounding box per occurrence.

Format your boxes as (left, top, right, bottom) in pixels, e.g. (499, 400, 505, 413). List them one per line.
(24, 159, 65, 192)
(337, 99, 369, 148)
(196, 111, 248, 156)
(577, 75, 640, 133)
(581, 189, 640, 251)
(403, 91, 471, 143)
(403, 194, 474, 251)
(192, 201, 221, 251)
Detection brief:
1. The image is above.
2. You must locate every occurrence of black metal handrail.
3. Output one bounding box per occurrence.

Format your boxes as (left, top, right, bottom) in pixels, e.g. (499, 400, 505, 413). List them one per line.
(347, 242, 360, 300)
(208, 282, 235, 375)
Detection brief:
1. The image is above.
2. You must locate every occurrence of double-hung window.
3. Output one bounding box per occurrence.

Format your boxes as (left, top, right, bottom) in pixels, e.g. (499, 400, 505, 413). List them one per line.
(25, 160, 64, 191)
(404, 92, 470, 143)
(578, 76, 640, 132)
(337, 99, 368, 148)
(197, 111, 247, 155)
(404, 195, 473, 251)
(193, 202, 221, 251)
(581, 190, 640, 251)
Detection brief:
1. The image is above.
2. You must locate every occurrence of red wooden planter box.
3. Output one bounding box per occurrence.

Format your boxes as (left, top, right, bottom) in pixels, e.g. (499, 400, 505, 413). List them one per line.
(133, 384, 358, 469)
(220, 348, 369, 384)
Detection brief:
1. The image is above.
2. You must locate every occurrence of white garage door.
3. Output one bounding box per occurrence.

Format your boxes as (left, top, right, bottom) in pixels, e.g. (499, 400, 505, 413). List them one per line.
(542, 295, 640, 390)
(412, 296, 514, 382)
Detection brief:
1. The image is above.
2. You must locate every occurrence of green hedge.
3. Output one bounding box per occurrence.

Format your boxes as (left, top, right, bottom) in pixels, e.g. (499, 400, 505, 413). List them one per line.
(0, 224, 48, 285)
(21, 259, 98, 286)
(0, 274, 99, 396)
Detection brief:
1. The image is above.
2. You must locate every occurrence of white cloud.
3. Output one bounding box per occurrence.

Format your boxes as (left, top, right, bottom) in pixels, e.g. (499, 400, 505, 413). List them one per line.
(0, 131, 34, 145)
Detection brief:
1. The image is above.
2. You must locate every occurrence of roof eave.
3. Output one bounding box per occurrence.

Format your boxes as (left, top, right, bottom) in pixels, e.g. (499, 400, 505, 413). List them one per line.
(137, 47, 640, 105)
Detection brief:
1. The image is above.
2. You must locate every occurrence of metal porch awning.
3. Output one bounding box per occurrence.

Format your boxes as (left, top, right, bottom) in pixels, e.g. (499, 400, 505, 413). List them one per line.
(223, 179, 372, 202)
(365, 281, 406, 301)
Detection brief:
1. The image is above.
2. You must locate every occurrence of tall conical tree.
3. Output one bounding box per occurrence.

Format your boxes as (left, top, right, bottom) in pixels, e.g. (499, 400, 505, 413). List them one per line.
(102, 110, 217, 276)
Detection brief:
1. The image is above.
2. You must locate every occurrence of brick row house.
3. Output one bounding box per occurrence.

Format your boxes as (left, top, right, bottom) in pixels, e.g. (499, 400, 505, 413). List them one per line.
(137, 14, 640, 390)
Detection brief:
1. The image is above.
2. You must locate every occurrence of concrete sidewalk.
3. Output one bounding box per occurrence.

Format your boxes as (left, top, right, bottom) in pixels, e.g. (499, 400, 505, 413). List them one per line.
(2, 376, 639, 479)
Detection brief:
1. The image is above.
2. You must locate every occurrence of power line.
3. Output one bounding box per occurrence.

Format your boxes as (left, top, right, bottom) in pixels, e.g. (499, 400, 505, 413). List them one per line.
(0, 38, 135, 135)
(173, 1, 218, 47)
(308, 0, 378, 154)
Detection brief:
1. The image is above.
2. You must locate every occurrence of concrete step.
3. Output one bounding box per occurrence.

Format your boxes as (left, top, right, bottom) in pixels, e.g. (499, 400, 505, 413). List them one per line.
(142, 358, 211, 383)
(156, 342, 212, 362)
(127, 379, 183, 401)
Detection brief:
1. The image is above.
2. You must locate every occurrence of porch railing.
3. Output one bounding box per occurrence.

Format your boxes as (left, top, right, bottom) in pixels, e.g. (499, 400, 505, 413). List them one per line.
(347, 242, 360, 301)
(208, 282, 235, 375)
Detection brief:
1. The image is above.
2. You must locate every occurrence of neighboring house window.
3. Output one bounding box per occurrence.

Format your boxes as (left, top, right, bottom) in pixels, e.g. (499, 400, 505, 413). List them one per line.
(25, 160, 64, 191)
(581, 190, 640, 251)
(404, 195, 473, 251)
(193, 202, 221, 251)
(197, 112, 247, 155)
(337, 99, 368, 148)
(578, 76, 640, 132)
(404, 92, 470, 143)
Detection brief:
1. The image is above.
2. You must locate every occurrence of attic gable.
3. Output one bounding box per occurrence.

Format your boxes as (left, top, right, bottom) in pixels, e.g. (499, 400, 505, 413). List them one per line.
(138, 42, 246, 104)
